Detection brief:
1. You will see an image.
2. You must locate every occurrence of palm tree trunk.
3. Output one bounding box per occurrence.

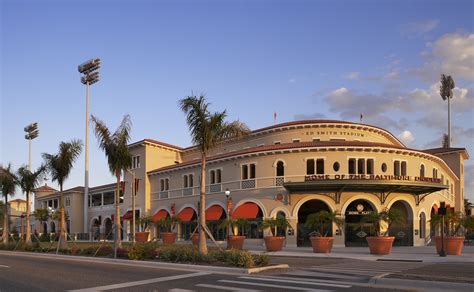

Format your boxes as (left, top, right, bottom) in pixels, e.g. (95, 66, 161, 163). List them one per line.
(25, 191, 31, 245)
(59, 185, 68, 249)
(115, 171, 122, 248)
(3, 196, 8, 244)
(199, 153, 208, 255)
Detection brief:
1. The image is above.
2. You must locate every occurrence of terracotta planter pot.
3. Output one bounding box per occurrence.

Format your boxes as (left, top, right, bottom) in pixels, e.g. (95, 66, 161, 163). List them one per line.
(310, 236, 334, 253)
(264, 236, 285, 252)
(227, 235, 246, 250)
(135, 232, 149, 243)
(366, 236, 395, 255)
(161, 232, 177, 245)
(434, 236, 464, 255)
(191, 233, 199, 246)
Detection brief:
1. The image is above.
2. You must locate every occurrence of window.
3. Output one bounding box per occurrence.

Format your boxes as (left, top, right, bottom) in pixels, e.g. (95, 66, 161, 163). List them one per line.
(189, 174, 194, 187)
(160, 179, 169, 191)
(276, 161, 285, 177)
(312, 138, 320, 142)
(250, 164, 256, 179)
(292, 139, 300, 143)
(381, 163, 387, 173)
(184, 175, 188, 188)
(441, 174, 444, 184)
(419, 213, 426, 239)
(91, 193, 101, 207)
(54, 199, 59, 209)
(401, 161, 407, 176)
(210, 171, 215, 184)
(273, 141, 281, 145)
(242, 165, 248, 180)
(433, 168, 438, 179)
(451, 183, 454, 194)
(333, 162, 340, 172)
(316, 159, 324, 174)
(349, 159, 356, 174)
(420, 164, 425, 177)
(216, 170, 221, 183)
(307, 159, 315, 175)
(103, 191, 114, 205)
(132, 155, 141, 169)
(357, 159, 365, 174)
(366, 159, 374, 175)
(394, 161, 401, 176)
(65, 196, 70, 207)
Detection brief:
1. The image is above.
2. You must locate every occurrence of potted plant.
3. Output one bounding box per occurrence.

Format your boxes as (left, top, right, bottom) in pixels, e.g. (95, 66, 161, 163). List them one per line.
(261, 217, 289, 252)
(362, 208, 405, 255)
(431, 211, 474, 255)
(136, 215, 153, 243)
(304, 210, 343, 253)
(219, 218, 249, 250)
(156, 216, 180, 244)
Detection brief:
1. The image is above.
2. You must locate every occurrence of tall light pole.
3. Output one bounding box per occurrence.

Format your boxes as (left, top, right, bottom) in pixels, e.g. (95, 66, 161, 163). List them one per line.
(24, 122, 38, 238)
(78, 58, 101, 235)
(126, 169, 136, 245)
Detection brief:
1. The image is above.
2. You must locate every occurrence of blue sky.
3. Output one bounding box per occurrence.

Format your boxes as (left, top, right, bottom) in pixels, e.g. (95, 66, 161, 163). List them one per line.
(1, 0, 473, 200)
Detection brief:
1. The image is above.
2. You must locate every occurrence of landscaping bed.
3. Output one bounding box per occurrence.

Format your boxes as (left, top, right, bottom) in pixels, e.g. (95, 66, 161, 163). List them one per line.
(0, 242, 269, 268)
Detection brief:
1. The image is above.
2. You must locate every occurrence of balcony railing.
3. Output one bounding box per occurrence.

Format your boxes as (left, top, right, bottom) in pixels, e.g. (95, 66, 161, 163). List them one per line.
(159, 191, 169, 199)
(241, 179, 256, 189)
(210, 184, 221, 193)
(182, 188, 193, 196)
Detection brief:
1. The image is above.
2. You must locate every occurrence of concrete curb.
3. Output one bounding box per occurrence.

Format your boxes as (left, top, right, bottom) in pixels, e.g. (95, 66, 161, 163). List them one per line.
(369, 276, 474, 292)
(0, 250, 288, 275)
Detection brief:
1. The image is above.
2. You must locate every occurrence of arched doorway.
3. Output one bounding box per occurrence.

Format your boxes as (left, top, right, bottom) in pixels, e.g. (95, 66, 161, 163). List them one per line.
(206, 205, 227, 241)
(276, 211, 287, 237)
(430, 205, 438, 237)
(419, 212, 426, 241)
(104, 218, 113, 240)
(233, 202, 264, 239)
(91, 218, 100, 240)
(345, 199, 376, 247)
(43, 223, 48, 234)
(177, 207, 197, 240)
(297, 199, 331, 247)
(389, 201, 413, 246)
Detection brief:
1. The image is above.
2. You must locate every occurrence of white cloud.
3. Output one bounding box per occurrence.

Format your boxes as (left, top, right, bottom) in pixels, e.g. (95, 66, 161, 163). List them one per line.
(398, 130, 415, 145)
(412, 33, 474, 81)
(401, 19, 439, 37)
(345, 72, 360, 80)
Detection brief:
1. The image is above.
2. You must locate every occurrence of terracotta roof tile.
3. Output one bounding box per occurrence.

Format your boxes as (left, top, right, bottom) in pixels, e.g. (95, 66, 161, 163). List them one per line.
(33, 185, 57, 192)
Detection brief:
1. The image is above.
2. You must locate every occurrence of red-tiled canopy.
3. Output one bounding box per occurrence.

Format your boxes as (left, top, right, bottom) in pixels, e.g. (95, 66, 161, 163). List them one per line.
(122, 211, 133, 220)
(152, 209, 169, 222)
(232, 202, 261, 219)
(177, 207, 196, 222)
(206, 205, 225, 221)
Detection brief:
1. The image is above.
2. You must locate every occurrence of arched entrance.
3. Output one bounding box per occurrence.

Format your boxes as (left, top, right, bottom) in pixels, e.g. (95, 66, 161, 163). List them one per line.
(50, 221, 56, 234)
(389, 201, 413, 246)
(430, 205, 438, 237)
(104, 218, 113, 240)
(233, 202, 264, 239)
(206, 205, 227, 241)
(345, 199, 376, 247)
(177, 207, 197, 240)
(297, 199, 331, 247)
(42, 223, 48, 234)
(91, 218, 100, 240)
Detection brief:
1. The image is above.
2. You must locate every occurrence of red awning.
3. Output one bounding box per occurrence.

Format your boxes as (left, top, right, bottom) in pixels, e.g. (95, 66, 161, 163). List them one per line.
(232, 202, 260, 219)
(206, 205, 225, 221)
(177, 207, 196, 222)
(152, 209, 169, 222)
(122, 211, 133, 220)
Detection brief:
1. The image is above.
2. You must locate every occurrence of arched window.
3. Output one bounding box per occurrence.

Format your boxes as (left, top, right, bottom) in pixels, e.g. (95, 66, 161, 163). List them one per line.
(183, 175, 188, 188)
(210, 170, 215, 184)
(276, 211, 286, 237)
(420, 164, 425, 177)
(276, 161, 285, 177)
(419, 212, 426, 239)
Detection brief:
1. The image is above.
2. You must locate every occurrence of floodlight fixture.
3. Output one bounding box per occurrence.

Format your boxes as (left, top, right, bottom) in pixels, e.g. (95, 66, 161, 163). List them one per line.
(78, 58, 101, 74)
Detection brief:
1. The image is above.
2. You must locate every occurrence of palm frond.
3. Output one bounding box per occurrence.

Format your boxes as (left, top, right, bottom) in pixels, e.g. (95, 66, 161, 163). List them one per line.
(42, 140, 82, 187)
(0, 163, 18, 198)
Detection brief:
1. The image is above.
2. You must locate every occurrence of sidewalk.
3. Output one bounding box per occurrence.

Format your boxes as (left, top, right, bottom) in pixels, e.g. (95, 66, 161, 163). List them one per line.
(245, 244, 474, 263)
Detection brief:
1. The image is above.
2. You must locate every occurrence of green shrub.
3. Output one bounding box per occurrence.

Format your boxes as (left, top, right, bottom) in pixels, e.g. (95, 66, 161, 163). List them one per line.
(253, 254, 269, 267)
(128, 243, 157, 260)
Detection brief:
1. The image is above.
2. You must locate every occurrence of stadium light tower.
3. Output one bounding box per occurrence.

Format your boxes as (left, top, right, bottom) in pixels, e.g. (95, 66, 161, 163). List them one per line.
(24, 122, 39, 171)
(78, 58, 101, 235)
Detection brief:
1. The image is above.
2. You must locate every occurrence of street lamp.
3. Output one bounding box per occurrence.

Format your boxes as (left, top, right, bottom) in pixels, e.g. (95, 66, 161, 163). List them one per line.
(439, 201, 447, 257)
(126, 169, 136, 245)
(78, 58, 101, 235)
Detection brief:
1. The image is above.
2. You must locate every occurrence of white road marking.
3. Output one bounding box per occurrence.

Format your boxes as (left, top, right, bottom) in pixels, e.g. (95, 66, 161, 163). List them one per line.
(168, 289, 195, 292)
(68, 272, 210, 291)
(0, 264, 10, 268)
(286, 270, 362, 280)
(310, 266, 401, 273)
(239, 276, 352, 288)
(218, 280, 333, 291)
(249, 275, 355, 286)
(196, 283, 261, 292)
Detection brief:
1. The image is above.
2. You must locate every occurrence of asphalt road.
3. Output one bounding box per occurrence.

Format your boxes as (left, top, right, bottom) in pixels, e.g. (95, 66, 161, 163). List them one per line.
(0, 252, 413, 292)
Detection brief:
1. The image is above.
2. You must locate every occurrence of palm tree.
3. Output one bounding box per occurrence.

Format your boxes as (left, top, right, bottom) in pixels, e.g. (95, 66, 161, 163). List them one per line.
(179, 95, 250, 254)
(33, 208, 50, 234)
(91, 115, 132, 248)
(42, 140, 82, 249)
(17, 165, 45, 244)
(440, 74, 455, 148)
(0, 164, 18, 243)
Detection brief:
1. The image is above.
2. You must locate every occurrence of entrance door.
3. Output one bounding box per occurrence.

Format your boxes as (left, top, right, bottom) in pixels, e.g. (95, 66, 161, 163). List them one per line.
(297, 199, 331, 247)
(345, 199, 376, 247)
(389, 201, 413, 246)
